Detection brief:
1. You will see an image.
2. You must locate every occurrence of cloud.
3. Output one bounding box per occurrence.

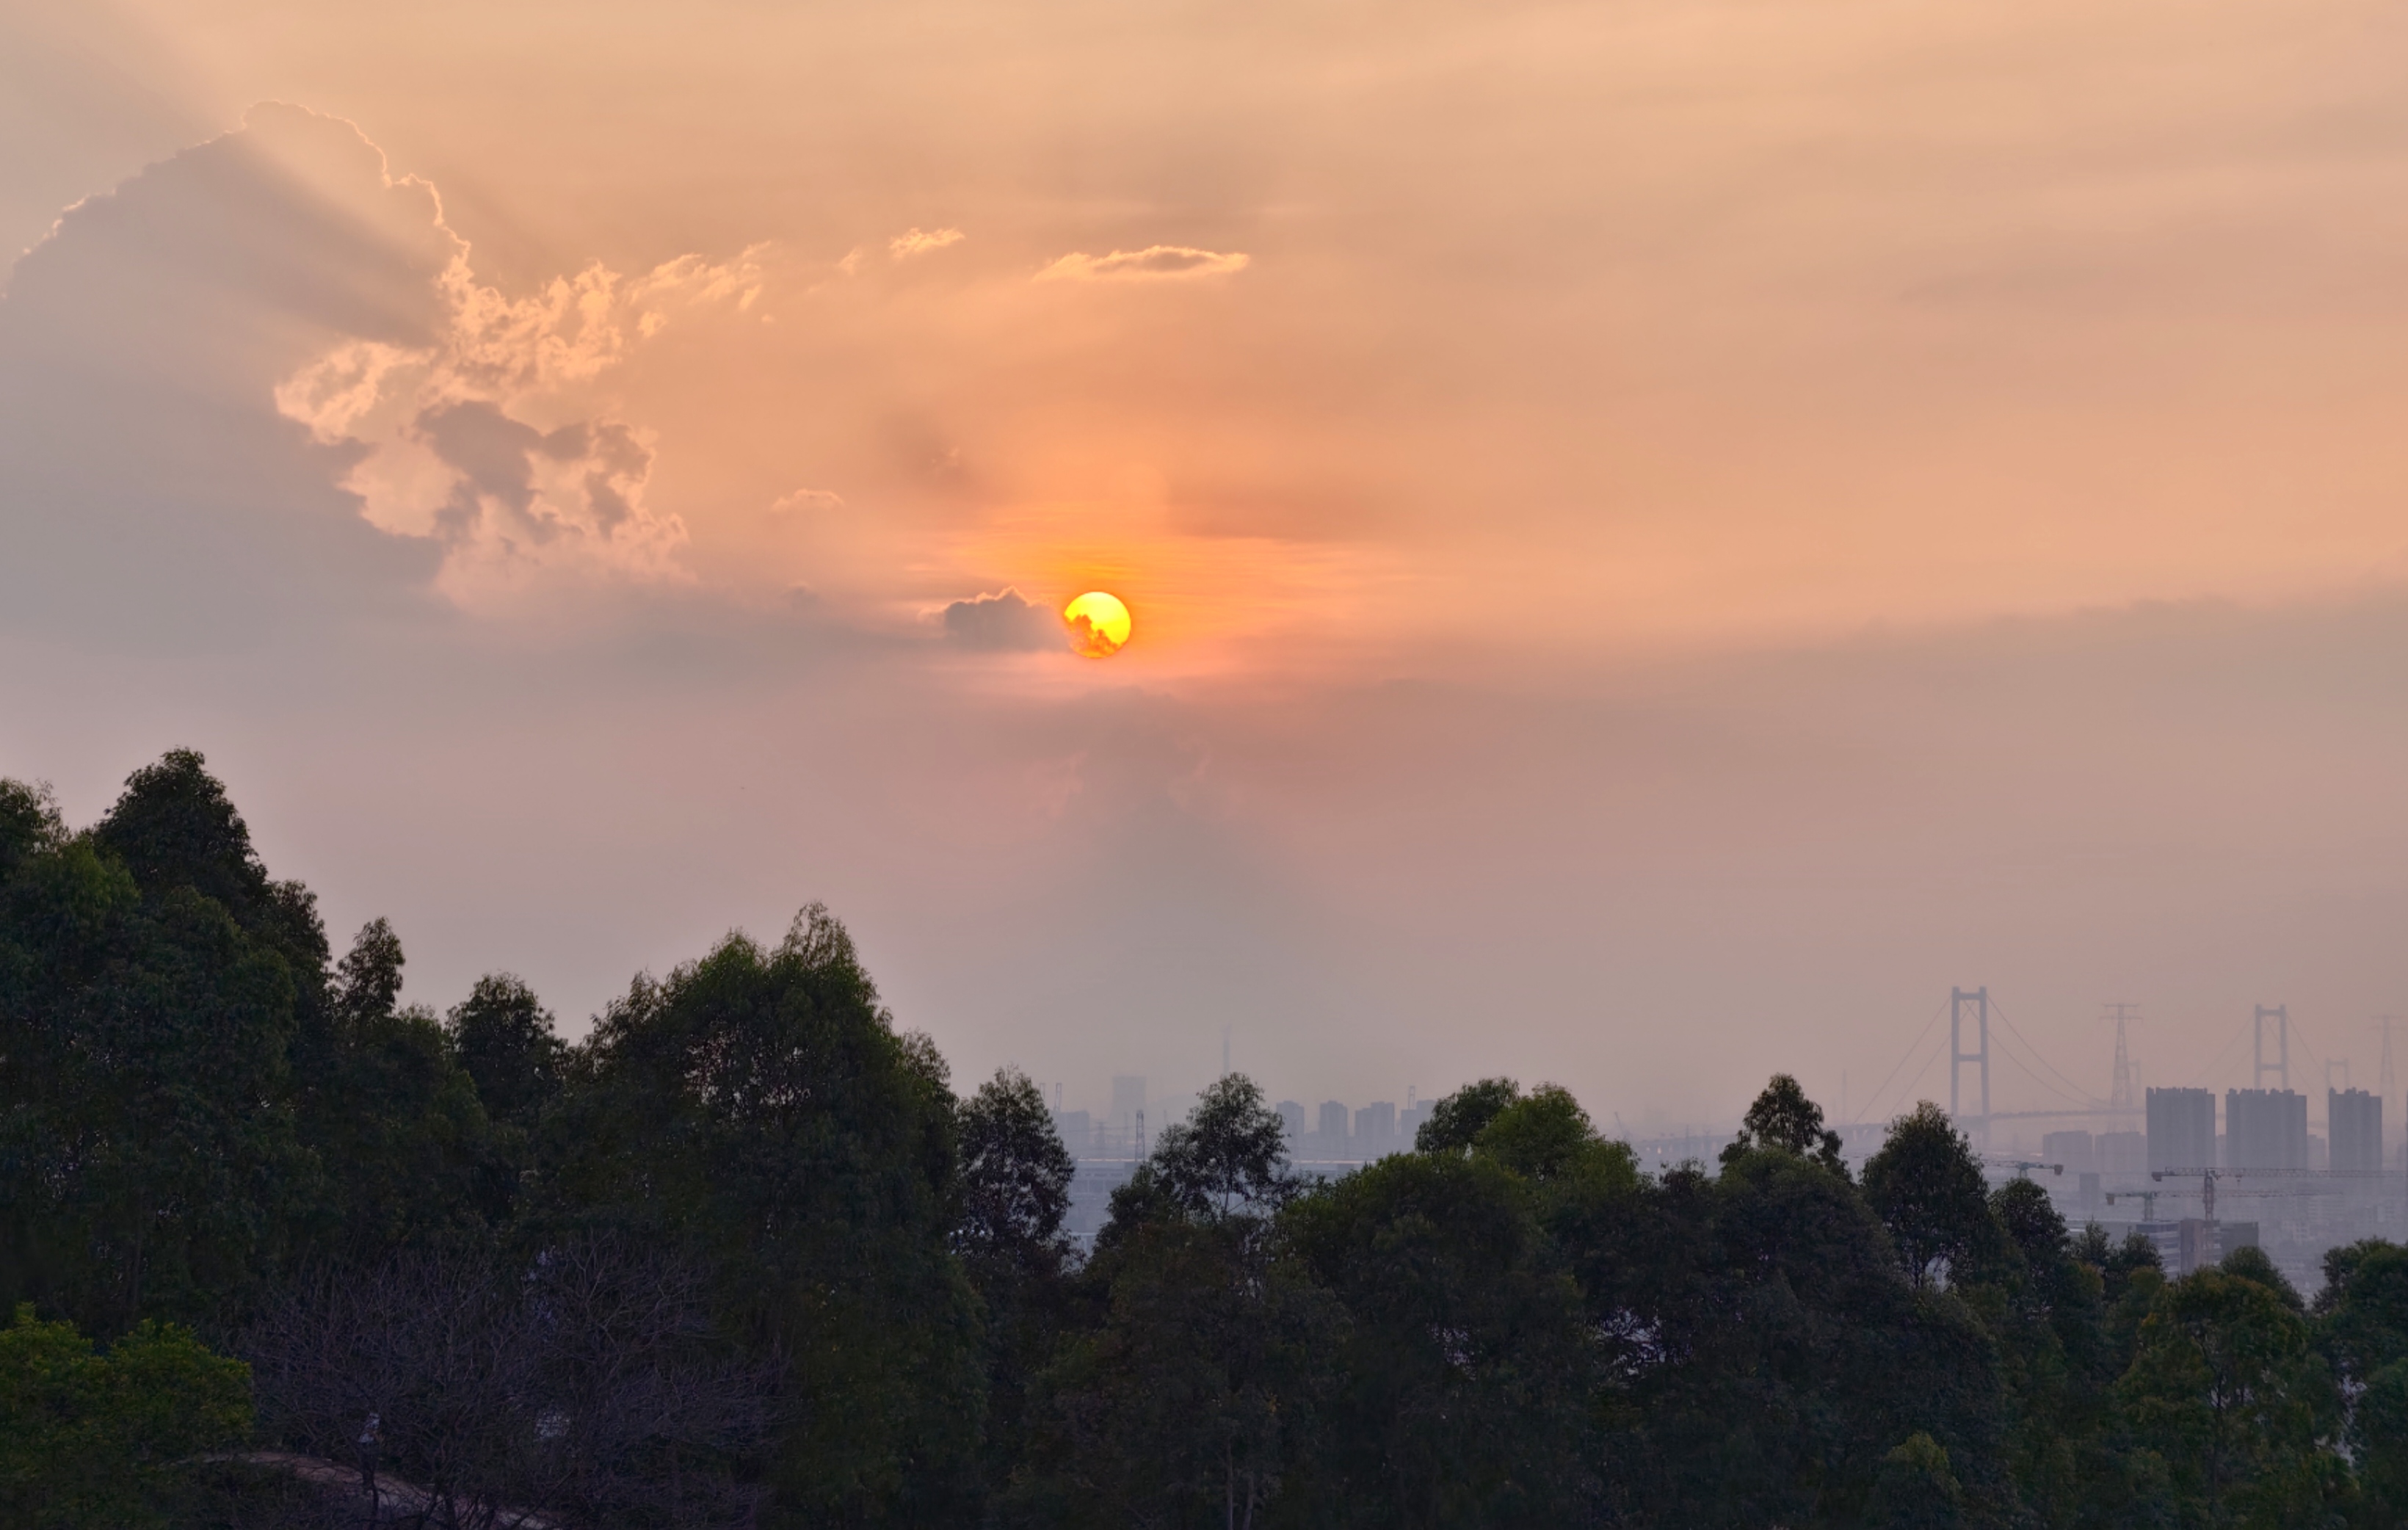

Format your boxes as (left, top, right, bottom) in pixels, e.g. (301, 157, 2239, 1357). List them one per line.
(0, 102, 461, 644)
(772, 487, 845, 513)
(1034, 245, 1250, 282)
(270, 205, 769, 601)
(942, 588, 1062, 651)
(888, 226, 964, 260)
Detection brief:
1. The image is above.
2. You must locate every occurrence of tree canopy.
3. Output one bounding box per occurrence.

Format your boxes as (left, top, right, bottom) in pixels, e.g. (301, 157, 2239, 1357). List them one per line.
(5, 751, 2406, 1530)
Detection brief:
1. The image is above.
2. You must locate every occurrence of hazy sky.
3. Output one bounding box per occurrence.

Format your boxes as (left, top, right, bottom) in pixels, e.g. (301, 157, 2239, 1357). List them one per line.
(6, 0, 2408, 1136)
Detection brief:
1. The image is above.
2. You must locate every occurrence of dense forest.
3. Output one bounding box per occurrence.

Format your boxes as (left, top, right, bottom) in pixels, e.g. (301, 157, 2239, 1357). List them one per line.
(6, 752, 2408, 1529)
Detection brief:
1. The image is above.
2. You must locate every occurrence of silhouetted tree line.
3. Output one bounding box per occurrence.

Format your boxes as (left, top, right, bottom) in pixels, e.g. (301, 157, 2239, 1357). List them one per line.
(7, 752, 2408, 1528)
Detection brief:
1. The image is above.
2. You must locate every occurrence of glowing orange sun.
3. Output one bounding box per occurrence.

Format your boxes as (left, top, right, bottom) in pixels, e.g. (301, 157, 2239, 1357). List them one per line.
(1064, 590, 1132, 658)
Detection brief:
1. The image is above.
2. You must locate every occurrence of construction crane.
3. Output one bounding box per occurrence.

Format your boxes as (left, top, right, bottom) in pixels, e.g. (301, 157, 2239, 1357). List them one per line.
(1984, 1156, 2065, 1180)
(2150, 1167, 2382, 1219)
(2103, 1188, 2164, 1219)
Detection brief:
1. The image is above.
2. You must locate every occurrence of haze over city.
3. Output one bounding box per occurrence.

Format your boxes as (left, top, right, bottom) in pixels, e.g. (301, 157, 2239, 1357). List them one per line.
(9, 0, 2408, 1136)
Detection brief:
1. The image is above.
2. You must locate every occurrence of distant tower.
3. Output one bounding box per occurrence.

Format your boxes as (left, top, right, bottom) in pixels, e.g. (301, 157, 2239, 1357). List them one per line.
(1951, 987, 1992, 1151)
(2104, 1002, 2139, 1111)
(2254, 1005, 2291, 1092)
(1222, 1026, 1231, 1080)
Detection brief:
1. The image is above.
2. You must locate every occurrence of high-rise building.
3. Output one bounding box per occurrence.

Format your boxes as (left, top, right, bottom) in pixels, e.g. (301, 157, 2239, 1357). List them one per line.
(1275, 1100, 1306, 1150)
(2332, 1088, 2384, 1173)
(1356, 1101, 1397, 1156)
(2147, 1087, 2216, 1172)
(2224, 1089, 2307, 1170)
(1317, 1100, 1349, 1156)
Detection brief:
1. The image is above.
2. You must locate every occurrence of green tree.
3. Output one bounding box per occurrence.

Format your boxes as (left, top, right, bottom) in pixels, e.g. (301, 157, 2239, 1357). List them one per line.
(1972, 1180, 2128, 1530)
(1024, 1076, 1334, 1528)
(1136, 1073, 1298, 1219)
(313, 919, 502, 1254)
(0, 755, 352, 1332)
(2353, 1358, 2408, 1526)
(1283, 1150, 1597, 1528)
(541, 904, 983, 1526)
(1722, 1073, 1846, 1173)
(1567, 1143, 2004, 1528)
(0, 1304, 253, 1529)
(2313, 1241, 2408, 1527)
(0, 767, 322, 1331)
(955, 1067, 1077, 1504)
(957, 1066, 1075, 1267)
(1866, 1432, 1966, 1530)
(1414, 1078, 1520, 1155)
(1471, 1083, 1630, 1186)
(1863, 1103, 1997, 1291)
(2119, 1266, 2340, 1527)
(445, 973, 565, 1136)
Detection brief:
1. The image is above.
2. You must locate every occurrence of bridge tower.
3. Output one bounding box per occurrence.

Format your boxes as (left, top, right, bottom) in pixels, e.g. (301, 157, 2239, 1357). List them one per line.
(2254, 1005, 2290, 1092)
(1951, 987, 1992, 1152)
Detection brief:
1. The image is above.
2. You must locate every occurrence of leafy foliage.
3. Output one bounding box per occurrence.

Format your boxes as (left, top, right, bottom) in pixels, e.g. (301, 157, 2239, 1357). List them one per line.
(1865, 1102, 1998, 1291)
(0, 1304, 252, 1529)
(10, 754, 2408, 1530)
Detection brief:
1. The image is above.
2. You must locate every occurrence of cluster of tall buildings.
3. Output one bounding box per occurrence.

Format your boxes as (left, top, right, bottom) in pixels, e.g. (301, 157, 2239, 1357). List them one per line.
(1274, 1097, 1435, 1161)
(2139, 1085, 2385, 1172)
(1048, 1076, 1437, 1163)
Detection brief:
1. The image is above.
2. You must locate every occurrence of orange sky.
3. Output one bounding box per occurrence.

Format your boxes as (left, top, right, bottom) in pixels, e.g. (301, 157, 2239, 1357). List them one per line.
(7, 0, 2408, 1131)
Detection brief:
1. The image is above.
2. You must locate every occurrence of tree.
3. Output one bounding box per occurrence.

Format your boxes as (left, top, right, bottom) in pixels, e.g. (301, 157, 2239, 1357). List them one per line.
(1101, 1074, 1297, 1237)
(956, 1067, 1078, 1505)
(0, 807, 319, 1330)
(1283, 1150, 1598, 1527)
(0, 1303, 253, 1530)
(2118, 1266, 2340, 1527)
(313, 920, 501, 1256)
(957, 1067, 1076, 1269)
(88, 749, 333, 1043)
(1863, 1103, 1996, 1291)
(1722, 1073, 1846, 1173)
(1865, 1432, 1966, 1530)
(1414, 1078, 1521, 1155)
(540, 904, 984, 1525)
(445, 973, 565, 1136)
(1565, 1143, 2005, 1528)
(2353, 1357, 2408, 1526)
(1471, 1083, 1629, 1186)
(1026, 1077, 1337, 1530)
(1976, 1179, 2127, 1530)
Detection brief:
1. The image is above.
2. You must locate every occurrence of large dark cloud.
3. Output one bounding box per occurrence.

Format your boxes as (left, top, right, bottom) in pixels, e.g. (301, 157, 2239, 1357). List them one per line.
(0, 104, 455, 648)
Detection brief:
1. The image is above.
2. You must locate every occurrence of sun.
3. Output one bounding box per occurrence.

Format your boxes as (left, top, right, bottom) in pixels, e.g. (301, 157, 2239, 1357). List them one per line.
(1063, 590, 1133, 658)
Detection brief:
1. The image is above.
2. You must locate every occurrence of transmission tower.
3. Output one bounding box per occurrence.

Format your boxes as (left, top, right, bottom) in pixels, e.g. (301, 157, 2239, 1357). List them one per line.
(2254, 1005, 2290, 1092)
(2104, 1001, 2139, 1111)
(1951, 987, 1991, 1151)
